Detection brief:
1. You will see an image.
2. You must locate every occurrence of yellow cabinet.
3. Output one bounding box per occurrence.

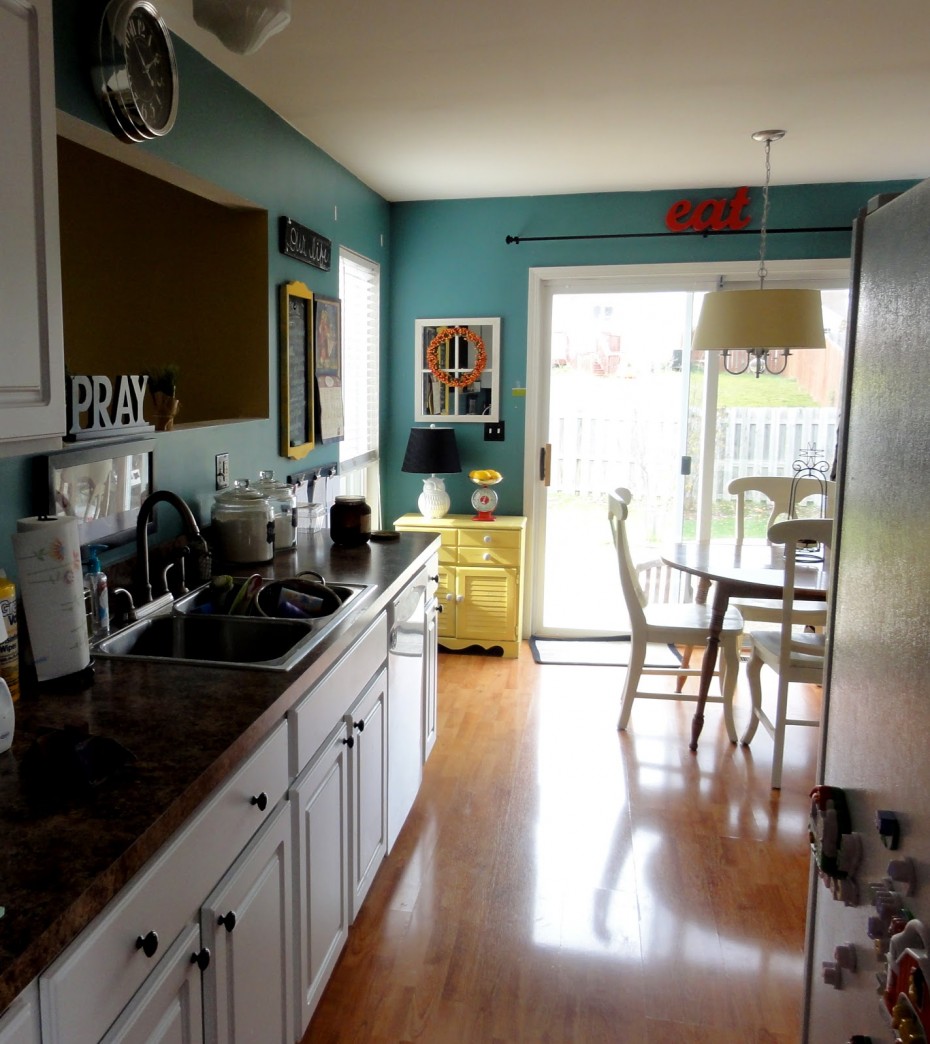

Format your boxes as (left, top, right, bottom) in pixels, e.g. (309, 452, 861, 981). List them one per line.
(393, 514, 526, 658)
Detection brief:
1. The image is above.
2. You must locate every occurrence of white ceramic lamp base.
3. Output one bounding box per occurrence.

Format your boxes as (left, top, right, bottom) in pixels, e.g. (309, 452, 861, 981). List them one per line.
(418, 475, 451, 519)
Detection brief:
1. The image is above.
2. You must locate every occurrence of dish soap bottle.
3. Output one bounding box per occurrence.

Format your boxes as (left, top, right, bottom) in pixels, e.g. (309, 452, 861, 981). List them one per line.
(84, 545, 110, 639)
(0, 571, 18, 702)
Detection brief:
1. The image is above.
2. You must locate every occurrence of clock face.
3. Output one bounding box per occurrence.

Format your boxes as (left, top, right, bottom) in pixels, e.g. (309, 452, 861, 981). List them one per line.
(125, 8, 175, 132)
(94, 0, 179, 143)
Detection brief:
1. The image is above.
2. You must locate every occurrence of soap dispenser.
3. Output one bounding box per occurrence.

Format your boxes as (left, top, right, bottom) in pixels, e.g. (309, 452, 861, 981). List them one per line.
(84, 544, 110, 639)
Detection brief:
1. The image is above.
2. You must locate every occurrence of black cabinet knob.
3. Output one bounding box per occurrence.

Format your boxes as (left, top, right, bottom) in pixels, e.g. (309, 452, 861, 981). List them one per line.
(135, 931, 159, 958)
(250, 792, 268, 811)
(429, 574, 439, 583)
(353, 719, 365, 732)
(341, 735, 355, 748)
(217, 910, 237, 932)
(191, 947, 211, 971)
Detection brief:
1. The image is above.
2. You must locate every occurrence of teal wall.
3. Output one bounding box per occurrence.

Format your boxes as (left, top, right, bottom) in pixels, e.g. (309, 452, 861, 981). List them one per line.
(383, 181, 915, 522)
(0, 1, 917, 581)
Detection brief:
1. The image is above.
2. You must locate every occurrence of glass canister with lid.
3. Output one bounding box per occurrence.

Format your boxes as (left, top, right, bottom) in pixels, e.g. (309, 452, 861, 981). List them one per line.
(211, 479, 276, 563)
(330, 495, 371, 547)
(256, 470, 298, 550)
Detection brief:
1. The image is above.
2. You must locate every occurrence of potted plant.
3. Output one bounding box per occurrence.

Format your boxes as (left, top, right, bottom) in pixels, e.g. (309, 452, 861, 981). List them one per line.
(146, 364, 180, 430)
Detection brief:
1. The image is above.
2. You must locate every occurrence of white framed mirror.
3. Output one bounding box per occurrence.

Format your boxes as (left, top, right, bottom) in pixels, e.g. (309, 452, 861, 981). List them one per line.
(414, 317, 500, 423)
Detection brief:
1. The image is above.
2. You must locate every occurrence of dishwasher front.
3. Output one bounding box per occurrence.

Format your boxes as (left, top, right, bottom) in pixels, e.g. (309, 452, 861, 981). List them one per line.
(386, 570, 427, 851)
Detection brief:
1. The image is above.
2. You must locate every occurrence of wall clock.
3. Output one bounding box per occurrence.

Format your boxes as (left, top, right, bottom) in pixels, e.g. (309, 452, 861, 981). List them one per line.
(93, 0, 179, 143)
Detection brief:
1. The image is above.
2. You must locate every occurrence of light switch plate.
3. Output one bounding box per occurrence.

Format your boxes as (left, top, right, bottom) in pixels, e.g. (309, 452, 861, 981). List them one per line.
(215, 452, 229, 490)
(484, 421, 505, 442)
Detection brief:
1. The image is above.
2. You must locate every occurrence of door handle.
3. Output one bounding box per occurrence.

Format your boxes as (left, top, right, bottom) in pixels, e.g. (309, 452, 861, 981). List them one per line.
(539, 443, 551, 486)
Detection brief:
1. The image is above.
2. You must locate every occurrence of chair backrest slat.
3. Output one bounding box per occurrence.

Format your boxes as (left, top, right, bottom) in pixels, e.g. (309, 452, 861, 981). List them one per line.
(607, 488, 648, 627)
(728, 475, 836, 544)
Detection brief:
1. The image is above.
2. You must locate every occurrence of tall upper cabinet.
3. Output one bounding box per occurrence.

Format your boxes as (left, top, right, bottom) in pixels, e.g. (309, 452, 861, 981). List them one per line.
(0, 0, 65, 454)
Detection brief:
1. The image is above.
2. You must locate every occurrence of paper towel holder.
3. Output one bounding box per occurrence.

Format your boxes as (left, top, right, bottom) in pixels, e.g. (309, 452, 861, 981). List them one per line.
(33, 439, 157, 550)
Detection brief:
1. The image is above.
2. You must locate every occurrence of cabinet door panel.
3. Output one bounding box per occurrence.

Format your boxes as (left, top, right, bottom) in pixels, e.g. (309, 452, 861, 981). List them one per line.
(291, 729, 349, 1033)
(349, 668, 387, 920)
(455, 568, 518, 640)
(0, 982, 40, 1044)
(0, 0, 65, 444)
(201, 802, 292, 1044)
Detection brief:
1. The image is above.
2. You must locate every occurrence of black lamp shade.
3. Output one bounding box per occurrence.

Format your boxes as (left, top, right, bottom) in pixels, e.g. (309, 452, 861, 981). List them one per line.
(401, 426, 462, 475)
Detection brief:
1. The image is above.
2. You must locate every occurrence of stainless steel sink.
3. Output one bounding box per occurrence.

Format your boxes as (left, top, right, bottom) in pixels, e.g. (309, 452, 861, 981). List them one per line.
(92, 580, 375, 671)
(171, 578, 368, 618)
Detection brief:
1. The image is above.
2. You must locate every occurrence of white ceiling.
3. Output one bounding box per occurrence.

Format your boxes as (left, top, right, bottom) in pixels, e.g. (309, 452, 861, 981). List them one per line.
(158, 0, 930, 203)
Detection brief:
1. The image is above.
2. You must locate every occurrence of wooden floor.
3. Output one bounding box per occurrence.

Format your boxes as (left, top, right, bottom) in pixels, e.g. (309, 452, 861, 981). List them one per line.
(304, 643, 820, 1043)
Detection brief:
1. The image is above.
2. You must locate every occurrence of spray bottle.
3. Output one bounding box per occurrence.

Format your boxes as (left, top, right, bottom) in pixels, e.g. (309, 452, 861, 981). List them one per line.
(84, 545, 110, 639)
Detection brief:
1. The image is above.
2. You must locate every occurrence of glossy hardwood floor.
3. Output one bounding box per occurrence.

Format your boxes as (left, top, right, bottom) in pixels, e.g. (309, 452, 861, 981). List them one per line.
(304, 643, 820, 1043)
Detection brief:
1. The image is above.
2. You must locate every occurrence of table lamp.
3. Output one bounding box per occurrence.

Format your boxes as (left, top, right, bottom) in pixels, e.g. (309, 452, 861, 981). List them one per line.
(401, 425, 461, 518)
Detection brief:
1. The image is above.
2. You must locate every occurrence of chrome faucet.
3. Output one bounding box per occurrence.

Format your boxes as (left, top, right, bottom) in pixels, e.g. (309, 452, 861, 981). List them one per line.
(134, 490, 211, 606)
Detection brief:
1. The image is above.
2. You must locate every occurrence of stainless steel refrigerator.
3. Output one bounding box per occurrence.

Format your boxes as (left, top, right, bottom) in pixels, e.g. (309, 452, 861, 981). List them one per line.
(804, 177, 930, 1041)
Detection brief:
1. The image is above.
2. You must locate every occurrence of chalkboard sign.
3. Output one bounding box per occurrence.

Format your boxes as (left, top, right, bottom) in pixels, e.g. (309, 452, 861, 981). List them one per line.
(280, 281, 315, 459)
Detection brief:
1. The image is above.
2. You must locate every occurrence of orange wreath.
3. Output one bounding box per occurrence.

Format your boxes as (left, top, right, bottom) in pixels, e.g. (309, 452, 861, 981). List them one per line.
(426, 326, 486, 389)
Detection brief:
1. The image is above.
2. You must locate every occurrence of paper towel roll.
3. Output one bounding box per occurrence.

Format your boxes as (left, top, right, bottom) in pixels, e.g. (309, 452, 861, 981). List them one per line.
(12, 516, 90, 682)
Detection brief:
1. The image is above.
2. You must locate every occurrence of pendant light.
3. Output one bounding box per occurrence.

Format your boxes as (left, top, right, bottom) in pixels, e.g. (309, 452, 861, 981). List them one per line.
(193, 0, 291, 55)
(691, 130, 826, 377)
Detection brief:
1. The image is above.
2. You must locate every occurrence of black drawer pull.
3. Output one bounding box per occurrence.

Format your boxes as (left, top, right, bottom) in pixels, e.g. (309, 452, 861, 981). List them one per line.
(217, 910, 237, 932)
(353, 719, 365, 732)
(250, 792, 268, 811)
(191, 947, 211, 971)
(342, 735, 355, 748)
(135, 931, 159, 958)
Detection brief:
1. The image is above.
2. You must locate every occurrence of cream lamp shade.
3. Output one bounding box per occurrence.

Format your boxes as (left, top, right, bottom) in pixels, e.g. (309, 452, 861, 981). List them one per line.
(691, 288, 826, 353)
(193, 0, 291, 54)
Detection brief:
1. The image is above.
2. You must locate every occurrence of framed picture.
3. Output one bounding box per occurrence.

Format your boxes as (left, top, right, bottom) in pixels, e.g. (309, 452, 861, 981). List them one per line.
(280, 280, 315, 459)
(414, 317, 500, 423)
(314, 294, 344, 444)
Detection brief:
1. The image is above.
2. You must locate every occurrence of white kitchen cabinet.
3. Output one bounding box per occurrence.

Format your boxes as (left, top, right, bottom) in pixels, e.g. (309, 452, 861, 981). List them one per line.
(290, 723, 350, 1031)
(0, 982, 40, 1044)
(99, 925, 205, 1044)
(288, 615, 388, 1037)
(201, 801, 293, 1044)
(0, 0, 66, 451)
(39, 722, 288, 1043)
(347, 667, 387, 920)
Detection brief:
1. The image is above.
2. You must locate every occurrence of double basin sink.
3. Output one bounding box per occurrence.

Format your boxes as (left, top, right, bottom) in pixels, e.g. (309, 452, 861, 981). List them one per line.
(92, 578, 373, 672)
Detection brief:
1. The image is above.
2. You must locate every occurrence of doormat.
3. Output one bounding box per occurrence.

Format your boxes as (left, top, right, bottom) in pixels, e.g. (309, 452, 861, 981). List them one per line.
(529, 636, 683, 667)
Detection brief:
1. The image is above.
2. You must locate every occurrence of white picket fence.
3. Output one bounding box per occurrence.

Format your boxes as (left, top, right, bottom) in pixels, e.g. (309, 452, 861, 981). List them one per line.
(551, 406, 837, 500)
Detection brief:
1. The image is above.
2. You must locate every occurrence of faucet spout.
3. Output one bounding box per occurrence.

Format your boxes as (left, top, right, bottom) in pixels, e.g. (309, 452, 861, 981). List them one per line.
(135, 491, 211, 605)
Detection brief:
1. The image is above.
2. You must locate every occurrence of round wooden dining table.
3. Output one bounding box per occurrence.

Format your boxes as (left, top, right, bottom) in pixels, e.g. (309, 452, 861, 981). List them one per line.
(661, 541, 830, 751)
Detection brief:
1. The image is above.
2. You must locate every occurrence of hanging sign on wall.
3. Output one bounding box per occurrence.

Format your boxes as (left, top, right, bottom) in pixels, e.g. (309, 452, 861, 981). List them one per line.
(665, 186, 752, 233)
(279, 216, 332, 271)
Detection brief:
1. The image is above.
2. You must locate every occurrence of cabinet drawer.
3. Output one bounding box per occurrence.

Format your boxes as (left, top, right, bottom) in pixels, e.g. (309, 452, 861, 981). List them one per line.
(39, 721, 288, 1044)
(457, 546, 522, 568)
(458, 527, 522, 550)
(289, 613, 387, 774)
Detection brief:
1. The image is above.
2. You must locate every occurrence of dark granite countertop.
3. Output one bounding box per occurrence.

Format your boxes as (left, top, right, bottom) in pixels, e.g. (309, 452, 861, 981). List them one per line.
(0, 529, 438, 1014)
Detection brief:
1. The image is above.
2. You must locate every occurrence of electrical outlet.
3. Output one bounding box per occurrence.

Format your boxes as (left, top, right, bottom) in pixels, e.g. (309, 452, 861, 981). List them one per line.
(484, 421, 505, 442)
(215, 452, 229, 490)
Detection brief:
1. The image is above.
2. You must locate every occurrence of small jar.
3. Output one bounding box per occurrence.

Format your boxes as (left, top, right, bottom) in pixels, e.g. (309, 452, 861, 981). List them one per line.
(330, 495, 371, 548)
(256, 470, 297, 550)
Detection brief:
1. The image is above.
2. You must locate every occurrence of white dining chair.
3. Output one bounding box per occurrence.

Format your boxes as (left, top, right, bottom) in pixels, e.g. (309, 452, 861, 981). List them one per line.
(727, 475, 835, 633)
(740, 516, 833, 789)
(608, 488, 744, 738)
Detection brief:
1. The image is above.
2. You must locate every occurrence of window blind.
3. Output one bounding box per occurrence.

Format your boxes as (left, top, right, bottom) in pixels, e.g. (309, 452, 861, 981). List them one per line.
(338, 248, 381, 523)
